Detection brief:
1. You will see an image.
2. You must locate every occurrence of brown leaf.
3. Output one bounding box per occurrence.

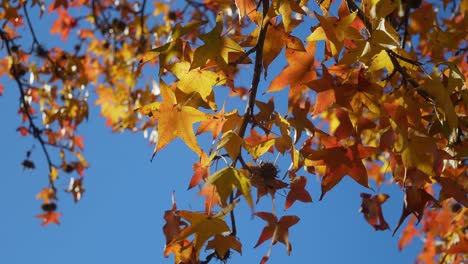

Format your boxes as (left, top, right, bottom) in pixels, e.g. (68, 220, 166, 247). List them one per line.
(206, 235, 242, 259)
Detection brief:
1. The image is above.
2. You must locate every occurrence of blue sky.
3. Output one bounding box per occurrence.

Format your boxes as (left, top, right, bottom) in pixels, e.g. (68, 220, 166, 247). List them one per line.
(0, 1, 424, 263)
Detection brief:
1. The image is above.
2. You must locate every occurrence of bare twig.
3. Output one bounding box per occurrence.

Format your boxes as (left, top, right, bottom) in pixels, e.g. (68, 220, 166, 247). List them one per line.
(226, 0, 270, 239)
(0, 30, 56, 191)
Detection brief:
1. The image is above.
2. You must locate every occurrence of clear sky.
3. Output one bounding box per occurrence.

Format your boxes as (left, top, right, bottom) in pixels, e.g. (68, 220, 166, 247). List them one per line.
(0, 1, 423, 264)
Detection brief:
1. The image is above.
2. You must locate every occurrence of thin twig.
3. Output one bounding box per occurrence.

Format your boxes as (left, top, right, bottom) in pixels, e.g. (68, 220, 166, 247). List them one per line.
(227, 0, 270, 238)
(0, 30, 56, 191)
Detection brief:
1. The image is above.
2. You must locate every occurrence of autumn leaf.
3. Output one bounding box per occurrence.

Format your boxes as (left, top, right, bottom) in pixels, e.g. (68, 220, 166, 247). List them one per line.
(306, 10, 361, 57)
(285, 176, 312, 210)
(65, 177, 85, 202)
(169, 61, 226, 110)
(50, 8, 77, 41)
(207, 167, 253, 208)
(74, 135, 84, 151)
(36, 211, 62, 226)
(36, 187, 57, 204)
(267, 42, 317, 93)
(436, 176, 468, 207)
(188, 152, 212, 189)
(360, 193, 390, 231)
(393, 187, 437, 236)
(136, 87, 210, 157)
(398, 216, 418, 250)
(254, 212, 300, 255)
(305, 143, 374, 200)
(198, 184, 221, 214)
(48, 0, 68, 12)
(191, 14, 245, 70)
(206, 235, 242, 258)
(171, 210, 231, 257)
(49, 166, 59, 182)
(235, 0, 258, 22)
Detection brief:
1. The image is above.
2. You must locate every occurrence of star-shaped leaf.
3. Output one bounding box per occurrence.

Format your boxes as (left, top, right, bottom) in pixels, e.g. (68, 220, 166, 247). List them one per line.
(169, 61, 226, 110)
(285, 176, 312, 210)
(136, 87, 209, 157)
(305, 143, 375, 200)
(254, 212, 300, 255)
(191, 15, 244, 70)
(171, 210, 231, 257)
(36, 211, 62, 226)
(206, 235, 242, 258)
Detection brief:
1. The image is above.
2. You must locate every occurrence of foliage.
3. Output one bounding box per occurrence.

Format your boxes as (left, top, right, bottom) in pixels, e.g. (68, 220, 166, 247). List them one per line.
(1, 0, 467, 263)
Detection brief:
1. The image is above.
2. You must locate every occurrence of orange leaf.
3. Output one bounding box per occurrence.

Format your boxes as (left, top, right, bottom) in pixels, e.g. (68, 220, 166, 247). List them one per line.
(267, 42, 317, 93)
(50, 8, 77, 41)
(398, 217, 418, 250)
(48, 0, 68, 12)
(36, 211, 62, 226)
(234, 0, 258, 22)
(198, 184, 221, 214)
(285, 176, 312, 210)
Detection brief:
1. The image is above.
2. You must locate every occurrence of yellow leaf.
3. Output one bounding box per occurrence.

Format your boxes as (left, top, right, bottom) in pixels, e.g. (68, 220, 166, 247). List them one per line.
(207, 167, 253, 208)
(217, 131, 245, 161)
(191, 15, 244, 70)
(36, 188, 57, 204)
(420, 79, 458, 131)
(371, 18, 400, 50)
(369, 49, 394, 73)
(246, 138, 276, 160)
(156, 102, 209, 156)
(401, 135, 436, 176)
(169, 61, 225, 110)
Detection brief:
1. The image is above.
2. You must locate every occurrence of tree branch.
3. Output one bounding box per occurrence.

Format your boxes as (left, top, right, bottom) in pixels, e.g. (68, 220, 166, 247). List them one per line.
(227, 0, 270, 239)
(0, 30, 56, 191)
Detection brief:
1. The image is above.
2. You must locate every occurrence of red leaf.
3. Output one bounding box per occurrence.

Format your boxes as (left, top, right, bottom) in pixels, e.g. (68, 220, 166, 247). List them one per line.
(74, 135, 84, 151)
(393, 187, 437, 236)
(48, 0, 68, 13)
(16, 126, 29, 136)
(285, 176, 312, 210)
(360, 193, 390, 231)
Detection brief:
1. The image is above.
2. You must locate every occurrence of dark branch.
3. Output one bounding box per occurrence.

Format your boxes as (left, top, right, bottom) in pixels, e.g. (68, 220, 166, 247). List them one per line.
(0, 30, 56, 191)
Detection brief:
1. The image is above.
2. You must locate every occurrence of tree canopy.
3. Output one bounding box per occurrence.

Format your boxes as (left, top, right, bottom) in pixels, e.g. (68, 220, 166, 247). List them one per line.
(0, 0, 467, 263)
